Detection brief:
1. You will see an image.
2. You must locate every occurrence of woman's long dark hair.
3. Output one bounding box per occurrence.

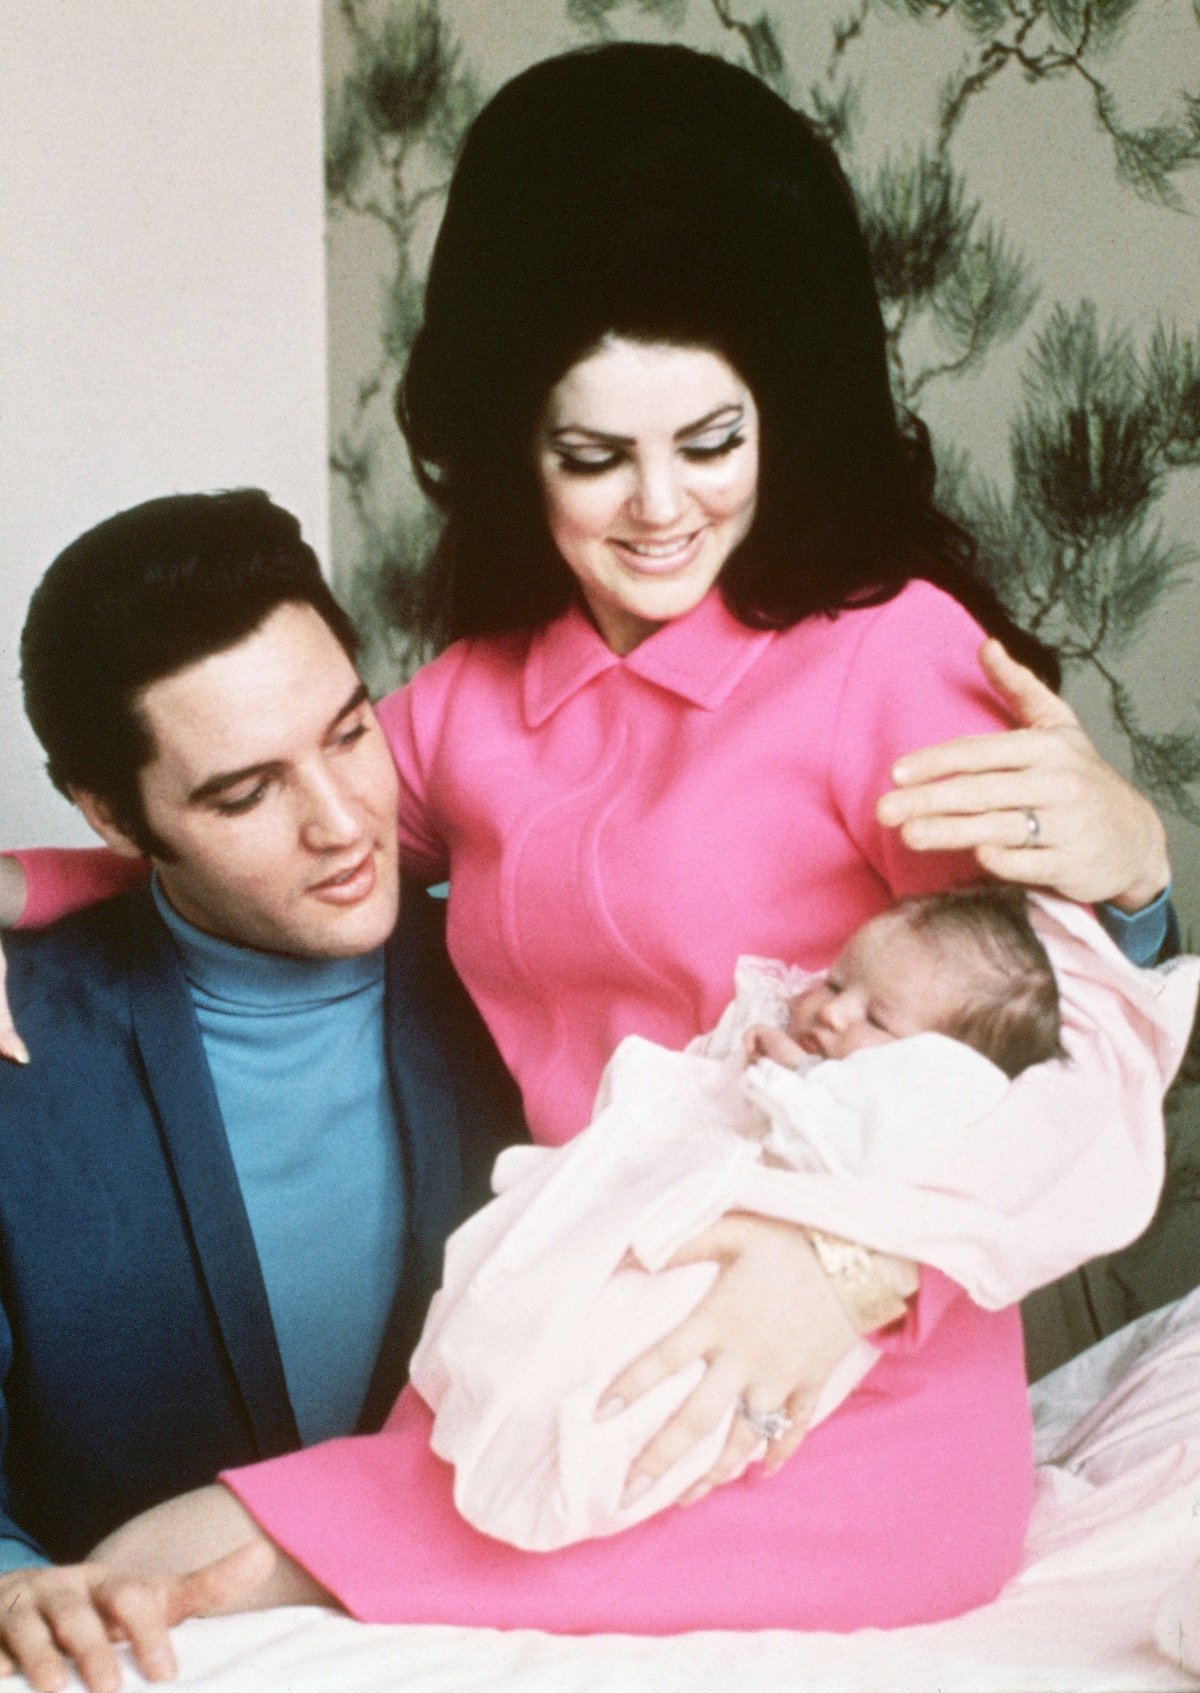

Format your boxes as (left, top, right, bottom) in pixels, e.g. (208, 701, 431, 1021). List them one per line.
(399, 42, 1057, 683)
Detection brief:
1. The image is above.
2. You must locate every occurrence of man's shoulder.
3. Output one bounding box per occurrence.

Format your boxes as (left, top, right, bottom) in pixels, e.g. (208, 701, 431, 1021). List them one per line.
(4, 885, 170, 1042)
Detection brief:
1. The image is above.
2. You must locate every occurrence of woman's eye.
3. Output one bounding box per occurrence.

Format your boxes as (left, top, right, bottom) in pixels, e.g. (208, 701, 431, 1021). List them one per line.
(335, 721, 369, 750)
(680, 432, 744, 462)
(554, 452, 621, 477)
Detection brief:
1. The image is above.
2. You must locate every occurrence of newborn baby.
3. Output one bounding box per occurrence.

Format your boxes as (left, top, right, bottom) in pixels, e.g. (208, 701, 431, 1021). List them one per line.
(410, 885, 1070, 1551)
(748, 881, 1062, 1075)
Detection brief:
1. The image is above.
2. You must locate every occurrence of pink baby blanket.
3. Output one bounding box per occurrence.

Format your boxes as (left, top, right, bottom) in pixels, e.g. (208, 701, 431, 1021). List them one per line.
(410, 896, 1199, 1551)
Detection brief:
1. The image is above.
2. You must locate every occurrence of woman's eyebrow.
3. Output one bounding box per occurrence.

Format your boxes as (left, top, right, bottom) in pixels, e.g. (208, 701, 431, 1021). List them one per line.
(674, 403, 745, 440)
(547, 403, 745, 447)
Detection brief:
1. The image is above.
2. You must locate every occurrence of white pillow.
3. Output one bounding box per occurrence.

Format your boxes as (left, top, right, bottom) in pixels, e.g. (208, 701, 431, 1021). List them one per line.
(1033, 1285, 1200, 1486)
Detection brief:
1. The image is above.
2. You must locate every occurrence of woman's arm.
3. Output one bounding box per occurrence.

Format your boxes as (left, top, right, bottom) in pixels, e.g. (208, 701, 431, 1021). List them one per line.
(1, 848, 146, 930)
(601, 1213, 918, 1503)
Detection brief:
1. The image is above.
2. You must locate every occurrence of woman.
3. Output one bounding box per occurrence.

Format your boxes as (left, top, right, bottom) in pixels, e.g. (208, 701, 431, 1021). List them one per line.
(0, 39, 1175, 1657)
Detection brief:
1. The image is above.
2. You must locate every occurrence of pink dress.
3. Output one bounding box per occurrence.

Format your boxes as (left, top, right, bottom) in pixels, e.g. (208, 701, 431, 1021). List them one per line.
(222, 583, 1042, 1629)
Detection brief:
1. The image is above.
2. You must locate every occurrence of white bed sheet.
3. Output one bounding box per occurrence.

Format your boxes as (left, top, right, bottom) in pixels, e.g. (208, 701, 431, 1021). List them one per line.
(13, 1288, 1200, 1693)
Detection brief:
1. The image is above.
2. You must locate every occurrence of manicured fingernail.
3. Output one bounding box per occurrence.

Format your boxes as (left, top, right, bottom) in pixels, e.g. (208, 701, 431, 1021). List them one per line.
(1, 1037, 29, 1065)
(596, 1395, 625, 1421)
(621, 1474, 652, 1508)
(680, 1483, 710, 1507)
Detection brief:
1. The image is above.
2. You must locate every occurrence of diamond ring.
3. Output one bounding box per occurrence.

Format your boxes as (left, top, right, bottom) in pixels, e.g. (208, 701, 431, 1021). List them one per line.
(738, 1398, 793, 1442)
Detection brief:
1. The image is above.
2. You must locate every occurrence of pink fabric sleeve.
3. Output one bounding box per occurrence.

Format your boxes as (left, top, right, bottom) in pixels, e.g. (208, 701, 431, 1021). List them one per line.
(375, 664, 459, 884)
(828, 582, 1016, 899)
(8, 848, 148, 929)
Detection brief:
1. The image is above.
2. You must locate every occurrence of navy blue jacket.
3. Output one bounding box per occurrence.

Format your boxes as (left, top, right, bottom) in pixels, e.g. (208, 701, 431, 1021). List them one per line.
(0, 883, 523, 1562)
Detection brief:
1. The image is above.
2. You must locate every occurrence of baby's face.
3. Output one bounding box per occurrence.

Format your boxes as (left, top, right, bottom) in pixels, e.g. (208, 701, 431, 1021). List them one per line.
(786, 912, 969, 1061)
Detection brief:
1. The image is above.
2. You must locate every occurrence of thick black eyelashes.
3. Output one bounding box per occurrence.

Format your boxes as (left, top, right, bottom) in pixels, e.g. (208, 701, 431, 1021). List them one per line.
(553, 433, 744, 476)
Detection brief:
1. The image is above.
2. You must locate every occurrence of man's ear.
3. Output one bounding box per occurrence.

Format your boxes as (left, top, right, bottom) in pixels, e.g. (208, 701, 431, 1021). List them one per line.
(69, 788, 146, 859)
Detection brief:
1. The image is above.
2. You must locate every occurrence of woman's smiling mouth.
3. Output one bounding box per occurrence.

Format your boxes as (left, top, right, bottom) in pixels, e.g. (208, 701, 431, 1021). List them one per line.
(610, 529, 705, 573)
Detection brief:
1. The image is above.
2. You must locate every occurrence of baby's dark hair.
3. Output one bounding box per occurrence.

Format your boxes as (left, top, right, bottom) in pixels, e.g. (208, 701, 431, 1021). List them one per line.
(895, 885, 1065, 1078)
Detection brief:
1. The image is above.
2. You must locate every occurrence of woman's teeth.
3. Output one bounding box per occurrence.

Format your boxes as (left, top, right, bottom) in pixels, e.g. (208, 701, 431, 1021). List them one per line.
(619, 535, 695, 557)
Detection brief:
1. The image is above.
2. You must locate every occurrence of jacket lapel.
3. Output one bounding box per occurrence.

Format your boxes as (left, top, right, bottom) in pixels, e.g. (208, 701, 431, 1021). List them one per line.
(357, 896, 467, 1429)
(124, 890, 299, 1457)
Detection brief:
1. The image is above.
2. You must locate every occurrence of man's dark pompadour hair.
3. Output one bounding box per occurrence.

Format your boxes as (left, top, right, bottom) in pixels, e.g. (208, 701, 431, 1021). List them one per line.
(21, 489, 359, 852)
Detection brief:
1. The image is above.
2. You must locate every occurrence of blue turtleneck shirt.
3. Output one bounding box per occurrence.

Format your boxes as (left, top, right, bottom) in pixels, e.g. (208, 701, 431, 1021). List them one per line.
(152, 880, 406, 1446)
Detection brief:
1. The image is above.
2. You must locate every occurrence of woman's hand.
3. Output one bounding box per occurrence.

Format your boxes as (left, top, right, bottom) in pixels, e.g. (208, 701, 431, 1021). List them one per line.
(875, 639, 1170, 912)
(0, 857, 28, 1064)
(601, 1213, 859, 1507)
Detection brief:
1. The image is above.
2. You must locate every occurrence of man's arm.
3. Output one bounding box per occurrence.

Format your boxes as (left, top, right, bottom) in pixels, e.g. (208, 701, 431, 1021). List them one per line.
(2, 1489, 313, 1691)
(0, 1306, 288, 1693)
(0, 1308, 137, 1693)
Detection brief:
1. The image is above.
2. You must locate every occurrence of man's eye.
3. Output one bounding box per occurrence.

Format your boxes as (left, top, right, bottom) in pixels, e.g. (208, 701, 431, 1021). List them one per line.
(213, 782, 269, 816)
(335, 721, 369, 749)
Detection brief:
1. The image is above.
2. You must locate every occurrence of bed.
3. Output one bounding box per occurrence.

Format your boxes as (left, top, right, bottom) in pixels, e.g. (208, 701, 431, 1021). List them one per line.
(15, 1285, 1200, 1693)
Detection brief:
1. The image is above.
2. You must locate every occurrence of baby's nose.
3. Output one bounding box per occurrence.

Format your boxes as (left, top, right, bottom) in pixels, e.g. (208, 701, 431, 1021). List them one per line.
(822, 991, 857, 1030)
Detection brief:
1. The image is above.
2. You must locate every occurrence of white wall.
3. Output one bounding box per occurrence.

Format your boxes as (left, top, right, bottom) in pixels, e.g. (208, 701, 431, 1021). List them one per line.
(0, 2, 328, 845)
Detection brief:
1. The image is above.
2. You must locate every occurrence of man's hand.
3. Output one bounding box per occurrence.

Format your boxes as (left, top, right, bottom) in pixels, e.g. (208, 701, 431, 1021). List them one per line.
(0, 1543, 274, 1693)
(0, 859, 28, 1065)
(876, 639, 1170, 911)
(600, 1213, 859, 1509)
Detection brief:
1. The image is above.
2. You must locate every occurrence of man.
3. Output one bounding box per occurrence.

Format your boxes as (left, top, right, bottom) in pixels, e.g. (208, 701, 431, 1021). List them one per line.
(0, 490, 522, 1687)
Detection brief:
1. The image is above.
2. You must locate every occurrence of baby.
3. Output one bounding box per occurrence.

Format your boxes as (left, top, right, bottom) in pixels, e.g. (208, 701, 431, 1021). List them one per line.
(411, 885, 1065, 1552)
(738, 883, 1063, 1178)
(747, 883, 1063, 1077)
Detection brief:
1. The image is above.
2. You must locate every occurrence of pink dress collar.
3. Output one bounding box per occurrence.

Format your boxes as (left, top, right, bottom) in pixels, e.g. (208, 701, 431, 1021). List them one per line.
(522, 591, 777, 727)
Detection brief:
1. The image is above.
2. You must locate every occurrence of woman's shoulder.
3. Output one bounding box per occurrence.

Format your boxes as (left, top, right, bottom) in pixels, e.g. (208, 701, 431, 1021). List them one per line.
(375, 629, 531, 729)
(840, 579, 988, 644)
(764, 580, 989, 695)
(820, 579, 1009, 748)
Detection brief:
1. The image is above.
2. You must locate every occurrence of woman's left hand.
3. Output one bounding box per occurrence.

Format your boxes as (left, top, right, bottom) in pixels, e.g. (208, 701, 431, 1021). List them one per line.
(875, 639, 1170, 912)
(601, 1212, 858, 1506)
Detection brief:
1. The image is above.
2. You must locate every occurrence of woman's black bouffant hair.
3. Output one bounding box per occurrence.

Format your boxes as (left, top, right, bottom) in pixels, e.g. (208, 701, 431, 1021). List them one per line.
(399, 41, 1057, 682)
